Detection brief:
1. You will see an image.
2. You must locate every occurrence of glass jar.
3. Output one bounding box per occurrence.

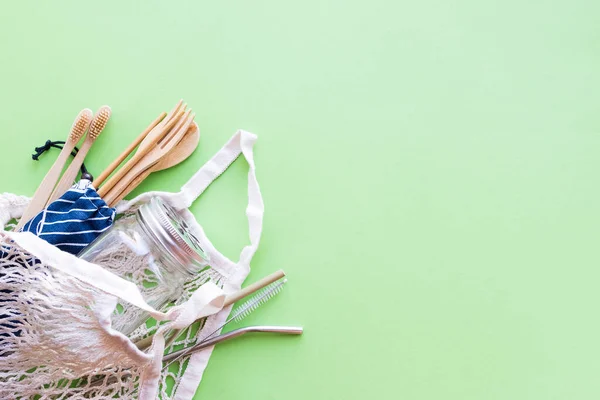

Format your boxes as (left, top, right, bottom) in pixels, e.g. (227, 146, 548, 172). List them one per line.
(79, 197, 209, 335)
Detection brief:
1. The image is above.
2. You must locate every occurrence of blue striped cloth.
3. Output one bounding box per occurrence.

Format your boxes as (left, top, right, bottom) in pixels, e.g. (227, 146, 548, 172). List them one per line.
(21, 181, 116, 255)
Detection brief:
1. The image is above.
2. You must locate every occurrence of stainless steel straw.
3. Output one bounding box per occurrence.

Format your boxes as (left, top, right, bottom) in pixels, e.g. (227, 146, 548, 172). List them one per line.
(163, 325, 303, 363)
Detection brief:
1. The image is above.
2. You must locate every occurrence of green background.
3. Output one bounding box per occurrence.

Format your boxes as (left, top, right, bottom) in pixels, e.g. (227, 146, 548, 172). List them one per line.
(1, 1, 599, 398)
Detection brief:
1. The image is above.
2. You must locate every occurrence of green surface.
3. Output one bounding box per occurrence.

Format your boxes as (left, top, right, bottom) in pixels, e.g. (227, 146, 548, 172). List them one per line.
(1, 1, 600, 398)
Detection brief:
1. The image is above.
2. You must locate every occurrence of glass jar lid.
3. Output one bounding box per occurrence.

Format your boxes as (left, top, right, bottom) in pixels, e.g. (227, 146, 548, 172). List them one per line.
(137, 197, 209, 274)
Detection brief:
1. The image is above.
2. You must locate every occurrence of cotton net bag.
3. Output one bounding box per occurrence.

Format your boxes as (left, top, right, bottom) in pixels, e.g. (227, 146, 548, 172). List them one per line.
(0, 130, 263, 399)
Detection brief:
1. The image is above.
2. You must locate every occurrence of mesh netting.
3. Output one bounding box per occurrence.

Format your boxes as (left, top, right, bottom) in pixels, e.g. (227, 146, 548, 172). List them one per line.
(0, 233, 145, 399)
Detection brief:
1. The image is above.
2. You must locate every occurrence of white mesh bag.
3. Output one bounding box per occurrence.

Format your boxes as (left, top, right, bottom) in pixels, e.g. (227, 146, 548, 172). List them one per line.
(0, 130, 264, 399)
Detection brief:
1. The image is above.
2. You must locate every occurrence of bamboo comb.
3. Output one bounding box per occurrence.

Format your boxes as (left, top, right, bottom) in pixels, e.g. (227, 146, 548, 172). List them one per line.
(16, 109, 93, 230)
(48, 106, 111, 203)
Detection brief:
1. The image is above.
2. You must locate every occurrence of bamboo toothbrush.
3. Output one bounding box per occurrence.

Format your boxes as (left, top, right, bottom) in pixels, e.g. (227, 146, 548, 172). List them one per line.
(48, 106, 112, 203)
(162, 278, 287, 369)
(16, 109, 93, 230)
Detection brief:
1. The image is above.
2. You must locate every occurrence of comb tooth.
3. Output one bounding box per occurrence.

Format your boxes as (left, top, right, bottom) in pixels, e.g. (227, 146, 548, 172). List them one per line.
(70, 108, 93, 142)
(89, 105, 111, 139)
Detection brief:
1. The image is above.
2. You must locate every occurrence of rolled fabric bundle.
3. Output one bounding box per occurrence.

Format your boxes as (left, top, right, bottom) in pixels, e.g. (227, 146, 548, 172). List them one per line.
(20, 179, 115, 255)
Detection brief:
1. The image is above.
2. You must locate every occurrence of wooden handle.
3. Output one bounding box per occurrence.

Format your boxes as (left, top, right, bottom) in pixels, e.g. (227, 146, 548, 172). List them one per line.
(104, 160, 156, 206)
(47, 139, 93, 204)
(16, 145, 76, 230)
(135, 269, 287, 350)
(137, 100, 184, 155)
(108, 165, 153, 207)
(92, 112, 166, 188)
(98, 110, 184, 197)
(107, 123, 200, 206)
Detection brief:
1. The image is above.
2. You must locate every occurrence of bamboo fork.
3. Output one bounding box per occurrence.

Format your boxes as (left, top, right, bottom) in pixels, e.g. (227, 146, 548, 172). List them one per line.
(92, 112, 166, 188)
(16, 109, 93, 230)
(107, 122, 200, 207)
(48, 106, 112, 203)
(103, 111, 195, 205)
(137, 100, 185, 155)
(97, 102, 185, 198)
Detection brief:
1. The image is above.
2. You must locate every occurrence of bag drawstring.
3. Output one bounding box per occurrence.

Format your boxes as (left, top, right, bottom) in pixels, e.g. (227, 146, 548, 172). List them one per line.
(31, 140, 92, 180)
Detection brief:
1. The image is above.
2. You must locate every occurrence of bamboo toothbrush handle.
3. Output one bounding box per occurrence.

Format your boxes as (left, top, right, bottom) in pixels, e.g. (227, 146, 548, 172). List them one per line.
(16, 108, 93, 230)
(47, 140, 93, 204)
(93, 112, 166, 188)
(16, 147, 75, 230)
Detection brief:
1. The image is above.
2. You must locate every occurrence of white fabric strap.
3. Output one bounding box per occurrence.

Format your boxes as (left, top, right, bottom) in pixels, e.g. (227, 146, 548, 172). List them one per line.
(138, 286, 226, 400)
(0, 193, 31, 230)
(4, 231, 225, 322)
(175, 130, 264, 268)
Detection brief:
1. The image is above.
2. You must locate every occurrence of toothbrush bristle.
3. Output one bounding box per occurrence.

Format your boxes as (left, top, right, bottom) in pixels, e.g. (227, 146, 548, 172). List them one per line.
(70, 108, 93, 142)
(232, 279, 286, 323)
(88, 105, 111, 139)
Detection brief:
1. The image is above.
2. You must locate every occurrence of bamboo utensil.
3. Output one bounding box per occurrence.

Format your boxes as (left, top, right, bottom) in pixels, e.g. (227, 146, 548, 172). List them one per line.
(48, 106, 112, 203)
(136, 100, 185, 155)
(16, 109, 93, 230)
(92, 111, 166, 188)
(97, 101, 186, 198)
(107, 122, 200, 206)
(102, 110, 195, 205)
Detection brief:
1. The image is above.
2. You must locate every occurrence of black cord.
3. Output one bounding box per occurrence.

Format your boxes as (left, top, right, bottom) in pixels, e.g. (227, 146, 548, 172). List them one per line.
(31, 140, 92, 180)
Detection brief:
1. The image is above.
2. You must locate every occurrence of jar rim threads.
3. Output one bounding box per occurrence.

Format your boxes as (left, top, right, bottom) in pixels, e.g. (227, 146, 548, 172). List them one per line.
(137, 197, 209, 275)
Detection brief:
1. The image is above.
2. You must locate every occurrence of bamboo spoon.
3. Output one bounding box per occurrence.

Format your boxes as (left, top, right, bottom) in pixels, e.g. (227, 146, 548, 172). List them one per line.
(97, 103, 185, 198)
(103, 111, 195, 205)
(135, 269, 286, 350)
(92, 112, 166, 188)
(107, 122, 200, 206)
(16, 109, 93, 230)
(48, 106, 112, 203)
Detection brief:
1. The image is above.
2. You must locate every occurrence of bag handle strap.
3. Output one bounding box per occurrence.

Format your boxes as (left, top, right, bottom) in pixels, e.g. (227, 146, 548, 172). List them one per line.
(5, 231, 225, 322)
(173, 130, 264, 268)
